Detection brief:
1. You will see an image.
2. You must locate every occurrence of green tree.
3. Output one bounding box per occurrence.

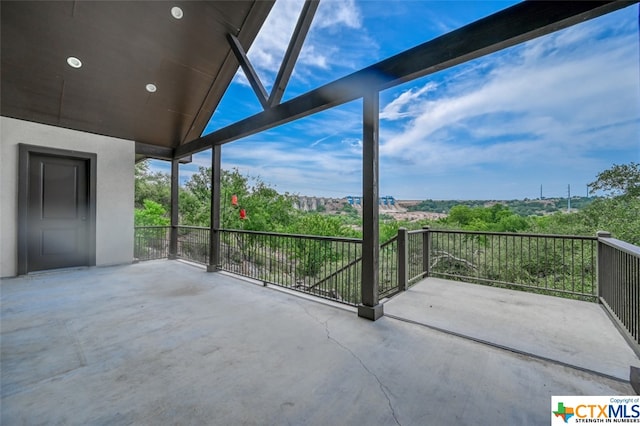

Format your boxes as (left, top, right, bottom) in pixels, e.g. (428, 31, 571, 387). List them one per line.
(134, 200, 170, 226)
(585, 162, 640, 244)
(580, 197, 640, 245)
(444, 204, 529, 232)
(447, 205, 475, 226)
(179, 190, 209, 227)
(531, 212, 582, 235)
(240, 180, 297, 232)
(588, 162, 640, 198)
(528, 164, 640, 244)
(285, 214, 358, 276)
(286, 213, 357, 238)
(180, 166, 297, 232)
(134, 161, 171, 210)
(494, 214, 529, 232)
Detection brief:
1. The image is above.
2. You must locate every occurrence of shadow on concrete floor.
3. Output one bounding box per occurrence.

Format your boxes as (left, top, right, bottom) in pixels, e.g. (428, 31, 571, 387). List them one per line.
(1, 260, 635, 425)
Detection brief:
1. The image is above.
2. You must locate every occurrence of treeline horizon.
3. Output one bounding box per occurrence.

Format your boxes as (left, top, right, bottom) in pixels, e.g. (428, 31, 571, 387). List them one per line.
(135, 162, 639, 246)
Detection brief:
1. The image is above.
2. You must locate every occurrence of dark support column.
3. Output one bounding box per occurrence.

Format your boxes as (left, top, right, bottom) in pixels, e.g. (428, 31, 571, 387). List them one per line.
(596, 230, 611, 300)
(207, 146, 222, 272)
(422, 225, 431, 278)
(168, 159, 179, 259)
(397, 227, 408, 292)
(358, 91, 383, 321)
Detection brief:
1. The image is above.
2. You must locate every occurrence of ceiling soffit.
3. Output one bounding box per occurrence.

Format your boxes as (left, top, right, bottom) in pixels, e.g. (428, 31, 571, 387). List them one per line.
(0, 1, 274, 148)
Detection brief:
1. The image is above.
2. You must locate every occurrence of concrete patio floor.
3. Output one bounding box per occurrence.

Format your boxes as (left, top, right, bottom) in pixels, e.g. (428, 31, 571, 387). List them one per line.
(385, 278, 640, 382)
(1, 260, 636, 425)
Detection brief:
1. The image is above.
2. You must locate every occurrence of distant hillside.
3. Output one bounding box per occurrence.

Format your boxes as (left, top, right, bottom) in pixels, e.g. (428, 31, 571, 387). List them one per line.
(405, 197, 597, 216)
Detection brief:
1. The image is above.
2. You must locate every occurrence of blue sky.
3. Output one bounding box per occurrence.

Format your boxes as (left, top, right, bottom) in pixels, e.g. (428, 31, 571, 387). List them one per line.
(152, 1, 639, 200)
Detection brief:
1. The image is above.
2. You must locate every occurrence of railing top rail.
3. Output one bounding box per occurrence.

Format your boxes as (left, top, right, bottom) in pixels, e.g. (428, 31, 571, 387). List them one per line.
(219, 228, 363, 243)
(136, 225, 363, 243)
(429, 229, 597, 240)
(599, 237, 640, 258)
(381, 236, 398, 249)
(134, 225, 171, 230)
(407, 229, 429, 235)
(174, 225, 209, 230)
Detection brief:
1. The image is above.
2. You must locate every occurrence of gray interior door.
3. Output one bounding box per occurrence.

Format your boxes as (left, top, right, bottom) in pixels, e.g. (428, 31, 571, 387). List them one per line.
(27, 154, 90, 272)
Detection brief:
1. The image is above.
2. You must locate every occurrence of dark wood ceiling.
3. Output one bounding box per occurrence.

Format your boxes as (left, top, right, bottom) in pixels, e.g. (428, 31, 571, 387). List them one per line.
(0, 1, 274, 150)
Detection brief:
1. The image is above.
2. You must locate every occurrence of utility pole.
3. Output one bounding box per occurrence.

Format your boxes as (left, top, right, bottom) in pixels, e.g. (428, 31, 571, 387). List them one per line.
(540, 184, 543, 200)
(567, 184, 571, 212)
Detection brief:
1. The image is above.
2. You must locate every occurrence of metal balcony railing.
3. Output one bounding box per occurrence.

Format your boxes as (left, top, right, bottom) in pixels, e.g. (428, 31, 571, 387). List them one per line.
(379, 236, 399, 298)
(597, 232, 640, 356)
(134, 226, 363, 304)
(176, 226, 210, 264)
(133, 226, 599, 301)
(217, 229, 362, 305)
(134, 226, 170, 261)
(134, 225, 639, 355)
(424, 228, 599, 301)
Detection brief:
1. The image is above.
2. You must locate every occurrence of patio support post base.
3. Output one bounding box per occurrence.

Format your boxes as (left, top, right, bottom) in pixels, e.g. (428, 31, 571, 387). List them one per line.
(206, 265, 218, 273)
(358, 304, 383, 321)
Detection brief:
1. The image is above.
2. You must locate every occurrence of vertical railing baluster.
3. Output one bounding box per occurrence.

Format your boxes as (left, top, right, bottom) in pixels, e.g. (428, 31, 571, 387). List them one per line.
(491, 234, 495, 282)
(397, 228, 408, 292)
(423, 226, 431, 278)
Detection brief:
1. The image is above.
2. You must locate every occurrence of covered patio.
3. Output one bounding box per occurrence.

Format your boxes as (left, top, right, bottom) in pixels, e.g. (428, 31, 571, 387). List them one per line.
(2, 2, 639, 423)
(1, 260, 635, 425)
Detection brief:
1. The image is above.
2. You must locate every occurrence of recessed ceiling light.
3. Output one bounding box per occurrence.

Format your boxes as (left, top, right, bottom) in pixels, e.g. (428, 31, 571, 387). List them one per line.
(146, 83, 157, 93)
(171, 6, 183, 19)
(66, 56, 82, 68)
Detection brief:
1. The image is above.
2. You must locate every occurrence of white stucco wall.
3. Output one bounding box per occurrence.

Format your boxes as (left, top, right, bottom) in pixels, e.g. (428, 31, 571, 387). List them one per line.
(0, 117, 135, 277)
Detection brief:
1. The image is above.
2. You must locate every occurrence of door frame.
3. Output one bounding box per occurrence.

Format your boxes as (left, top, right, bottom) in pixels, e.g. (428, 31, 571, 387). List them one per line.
(18, 144, 97, 275)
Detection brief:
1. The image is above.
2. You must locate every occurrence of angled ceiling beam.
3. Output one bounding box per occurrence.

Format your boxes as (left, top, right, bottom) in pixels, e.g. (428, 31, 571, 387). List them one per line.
(268, 0, 320, 107)
(181, 0, 275, 144)
(135, 142, 175, 161)
(227, 33, 269, 109)
(176, 0, 635, 158)
(135, 142, 192, 163)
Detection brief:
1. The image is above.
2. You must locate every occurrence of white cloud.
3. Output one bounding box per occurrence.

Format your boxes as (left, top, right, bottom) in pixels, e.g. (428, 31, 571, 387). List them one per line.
(342, 137, 362, 151)
(244, 0, 305, 89)
(298, 44, 329, 69)
(197, 4, 639, 200)
(315, 0, 361, 30)
(220, 139, 362, 196)
(236, 0, 364, 91)
(379, 19, 640, 175)
(380, 82, 437, 120)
